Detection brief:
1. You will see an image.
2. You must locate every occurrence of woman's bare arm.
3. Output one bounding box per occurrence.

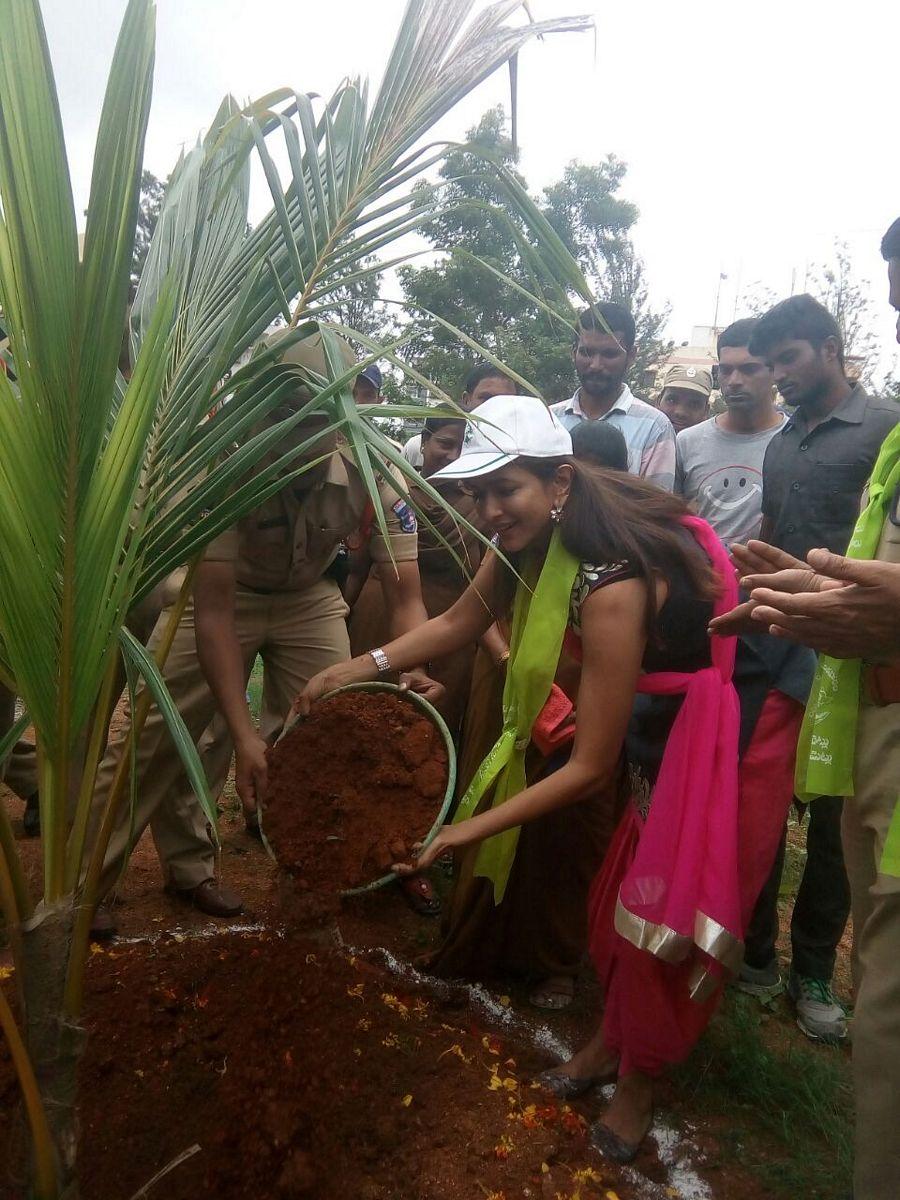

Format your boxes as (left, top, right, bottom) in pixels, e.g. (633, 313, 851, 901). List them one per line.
(295, 553, 504, 714)
(396, 576, 649, 871)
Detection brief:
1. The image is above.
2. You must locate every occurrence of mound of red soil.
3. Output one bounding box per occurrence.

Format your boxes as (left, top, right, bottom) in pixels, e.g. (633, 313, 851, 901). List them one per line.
(0, 931, 629, 1200)
(262, 691, 449, 893)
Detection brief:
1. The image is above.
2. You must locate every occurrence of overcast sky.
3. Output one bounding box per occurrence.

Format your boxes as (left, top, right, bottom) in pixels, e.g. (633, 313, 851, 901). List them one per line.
(43, 0, 899, 377)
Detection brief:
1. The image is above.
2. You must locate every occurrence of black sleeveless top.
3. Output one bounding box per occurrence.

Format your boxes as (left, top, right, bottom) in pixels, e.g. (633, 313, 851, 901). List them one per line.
(568, 534, 713, 812)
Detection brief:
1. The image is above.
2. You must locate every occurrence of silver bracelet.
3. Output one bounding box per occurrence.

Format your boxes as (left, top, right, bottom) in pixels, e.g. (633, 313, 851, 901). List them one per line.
(369, 647, 392, 674)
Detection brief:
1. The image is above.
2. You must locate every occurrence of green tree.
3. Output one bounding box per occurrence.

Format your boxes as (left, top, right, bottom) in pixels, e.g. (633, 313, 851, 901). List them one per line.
(399, 108, 670, 400)
(811, 240, 881, 382)
(129, 168, 164, 291)
(0, 2, 593, 1193)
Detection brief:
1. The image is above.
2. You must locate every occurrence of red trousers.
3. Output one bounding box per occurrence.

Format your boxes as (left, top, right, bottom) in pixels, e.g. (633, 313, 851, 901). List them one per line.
(588, 690, 804, 1076)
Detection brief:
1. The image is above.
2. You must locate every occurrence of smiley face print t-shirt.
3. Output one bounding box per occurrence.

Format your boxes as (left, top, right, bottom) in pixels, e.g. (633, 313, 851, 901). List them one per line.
(675, 414, 786, 547)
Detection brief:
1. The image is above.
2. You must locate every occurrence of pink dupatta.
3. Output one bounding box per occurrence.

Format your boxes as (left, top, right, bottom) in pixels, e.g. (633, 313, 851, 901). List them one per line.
(614, 515, 742, 992)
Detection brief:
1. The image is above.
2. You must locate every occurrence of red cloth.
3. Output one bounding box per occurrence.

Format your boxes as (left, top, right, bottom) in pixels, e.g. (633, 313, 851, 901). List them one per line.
(736, 689, 804, 929)
(588, 687, 802, 1077)
(530, 683, 576, 755)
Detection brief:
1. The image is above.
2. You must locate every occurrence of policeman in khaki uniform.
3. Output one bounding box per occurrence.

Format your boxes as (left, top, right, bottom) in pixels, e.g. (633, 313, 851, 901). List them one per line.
(87, 334, 433, 919)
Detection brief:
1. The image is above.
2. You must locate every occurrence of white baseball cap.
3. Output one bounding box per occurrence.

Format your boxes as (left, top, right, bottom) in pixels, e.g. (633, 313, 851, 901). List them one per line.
(430, 394, 572, 480)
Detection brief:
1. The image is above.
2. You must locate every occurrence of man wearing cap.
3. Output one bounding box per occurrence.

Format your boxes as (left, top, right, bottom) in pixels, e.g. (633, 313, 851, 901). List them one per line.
(551, 303, 676, 492)
(353, 363, 383, 405)
(83, 332, 433, 922)
(658, 364, 713, 435)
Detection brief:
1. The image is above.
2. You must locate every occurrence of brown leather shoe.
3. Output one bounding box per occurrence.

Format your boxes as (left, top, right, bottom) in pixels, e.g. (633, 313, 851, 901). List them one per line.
(171, 878, 243, 918)
(89, 904, 118, 941)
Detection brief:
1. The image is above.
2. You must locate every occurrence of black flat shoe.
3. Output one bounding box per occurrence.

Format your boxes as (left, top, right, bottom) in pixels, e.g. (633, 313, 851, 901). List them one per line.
(589, 1118, 650, 1164)
(534, 1069, 617, 1099)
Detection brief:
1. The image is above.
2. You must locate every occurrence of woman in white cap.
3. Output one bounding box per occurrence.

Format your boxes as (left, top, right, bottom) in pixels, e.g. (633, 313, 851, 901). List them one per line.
(296, 394, 742, 1163)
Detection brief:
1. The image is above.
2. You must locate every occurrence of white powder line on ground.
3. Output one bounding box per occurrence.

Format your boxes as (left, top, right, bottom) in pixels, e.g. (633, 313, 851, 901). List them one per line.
(115, 920, 271, 945)
(348, 940, 713, 1200)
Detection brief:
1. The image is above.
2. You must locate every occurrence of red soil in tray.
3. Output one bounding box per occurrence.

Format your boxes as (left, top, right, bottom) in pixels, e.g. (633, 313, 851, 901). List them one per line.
(0, 931, 638, 1200)
(262, 691, 448, 892)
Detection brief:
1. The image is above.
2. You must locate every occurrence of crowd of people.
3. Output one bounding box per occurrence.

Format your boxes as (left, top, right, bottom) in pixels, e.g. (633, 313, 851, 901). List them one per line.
(5, 217, 900, 1197)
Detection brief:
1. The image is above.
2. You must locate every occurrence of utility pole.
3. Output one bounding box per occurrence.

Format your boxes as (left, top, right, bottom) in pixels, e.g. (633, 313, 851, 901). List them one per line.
(713, 270, 727, 332)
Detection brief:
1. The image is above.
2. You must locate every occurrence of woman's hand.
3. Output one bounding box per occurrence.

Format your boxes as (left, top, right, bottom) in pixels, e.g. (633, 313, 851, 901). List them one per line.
(293, 656, 376, 717)
(399, 668, 446, 708)
(392, 822, 470, 874)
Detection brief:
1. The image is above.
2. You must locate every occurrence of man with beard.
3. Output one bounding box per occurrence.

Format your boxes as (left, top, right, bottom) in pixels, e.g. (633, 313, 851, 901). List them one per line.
(715, 220, 900, 1196)
(723, 295, 899, 1044)
(551, 304, 675, 491)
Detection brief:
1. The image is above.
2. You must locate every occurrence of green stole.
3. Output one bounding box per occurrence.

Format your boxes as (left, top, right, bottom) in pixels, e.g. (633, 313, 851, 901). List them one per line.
(453, 528, 580, 902)
(795, 424, 900, 875)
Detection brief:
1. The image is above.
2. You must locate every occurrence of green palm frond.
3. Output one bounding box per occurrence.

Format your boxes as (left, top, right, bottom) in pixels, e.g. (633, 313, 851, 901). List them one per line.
(0, 0, 594, 909)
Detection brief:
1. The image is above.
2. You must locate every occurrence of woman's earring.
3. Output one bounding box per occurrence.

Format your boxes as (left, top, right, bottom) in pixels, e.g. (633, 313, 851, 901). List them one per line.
(550, 504, 563, 523)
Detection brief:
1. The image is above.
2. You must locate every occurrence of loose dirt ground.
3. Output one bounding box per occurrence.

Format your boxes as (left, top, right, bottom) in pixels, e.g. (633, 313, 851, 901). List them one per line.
(0, 775, 853, 1200)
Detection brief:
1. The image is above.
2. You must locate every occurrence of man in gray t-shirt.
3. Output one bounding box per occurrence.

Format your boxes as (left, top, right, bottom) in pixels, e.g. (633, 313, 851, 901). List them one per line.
(676, 320, 785, 545)
(676, 415, 784, 546)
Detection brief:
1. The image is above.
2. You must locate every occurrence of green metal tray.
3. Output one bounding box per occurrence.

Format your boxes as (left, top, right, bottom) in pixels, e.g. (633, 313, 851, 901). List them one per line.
(259, 681, 457, 897)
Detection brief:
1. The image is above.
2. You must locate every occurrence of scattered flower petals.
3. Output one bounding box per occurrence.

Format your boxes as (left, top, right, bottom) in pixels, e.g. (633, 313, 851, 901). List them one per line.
(381, 993, 410, 1019)
(439, 1042, 473, 1065)
(573, 1167, 604, 1184)
(494, 1134, 514, 1160)
(401, 1094, 413, 1107)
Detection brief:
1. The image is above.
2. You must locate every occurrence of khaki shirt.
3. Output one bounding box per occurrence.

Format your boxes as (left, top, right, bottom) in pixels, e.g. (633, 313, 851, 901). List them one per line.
(205, 448, 418, 592)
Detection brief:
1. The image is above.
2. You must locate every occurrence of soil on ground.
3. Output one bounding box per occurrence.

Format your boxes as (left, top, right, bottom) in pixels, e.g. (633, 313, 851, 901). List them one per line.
(0, 746, 851, 1200)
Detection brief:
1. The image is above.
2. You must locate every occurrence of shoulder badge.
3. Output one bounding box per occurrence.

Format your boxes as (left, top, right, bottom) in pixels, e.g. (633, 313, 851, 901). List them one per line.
(391, 498, 417, 533)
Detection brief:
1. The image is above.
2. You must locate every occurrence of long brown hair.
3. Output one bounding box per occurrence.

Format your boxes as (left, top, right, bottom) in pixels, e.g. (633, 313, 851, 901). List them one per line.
(507, 456, 718, 632)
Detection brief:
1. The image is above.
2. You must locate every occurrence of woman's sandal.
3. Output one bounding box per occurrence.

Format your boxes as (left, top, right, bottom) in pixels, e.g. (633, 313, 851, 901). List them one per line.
(399, 873, 441, 916)
(589, 1114, 653, 1165)
(534, 1067, 618, 1099)
(529, 975, 576, 1011)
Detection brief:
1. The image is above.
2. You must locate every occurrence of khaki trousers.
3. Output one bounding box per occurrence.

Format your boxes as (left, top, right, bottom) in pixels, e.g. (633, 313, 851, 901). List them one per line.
(842, 698, 900, 1200)
(89, 578, 350, 895)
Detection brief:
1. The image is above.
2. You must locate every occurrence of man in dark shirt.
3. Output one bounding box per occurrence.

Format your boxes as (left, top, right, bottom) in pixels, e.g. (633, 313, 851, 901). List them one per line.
(739, 294, 900, 1043)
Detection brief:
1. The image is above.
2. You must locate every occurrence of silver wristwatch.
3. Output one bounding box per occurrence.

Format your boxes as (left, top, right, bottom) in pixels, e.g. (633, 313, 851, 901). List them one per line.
(369, 647, 392, 674)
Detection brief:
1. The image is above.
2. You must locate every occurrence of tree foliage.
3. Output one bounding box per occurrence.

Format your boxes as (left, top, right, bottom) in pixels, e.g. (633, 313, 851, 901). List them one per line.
(129, 167, 164, 290)
(398, 107, 670, 400)
(809, 241, 881, 383)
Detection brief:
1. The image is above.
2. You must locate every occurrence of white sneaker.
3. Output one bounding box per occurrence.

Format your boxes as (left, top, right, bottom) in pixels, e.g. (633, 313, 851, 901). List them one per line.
(787, 970, 848, 1043)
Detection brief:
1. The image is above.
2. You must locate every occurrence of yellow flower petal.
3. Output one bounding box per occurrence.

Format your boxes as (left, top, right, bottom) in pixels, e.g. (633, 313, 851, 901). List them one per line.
(401, 1094, 413, 1107)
